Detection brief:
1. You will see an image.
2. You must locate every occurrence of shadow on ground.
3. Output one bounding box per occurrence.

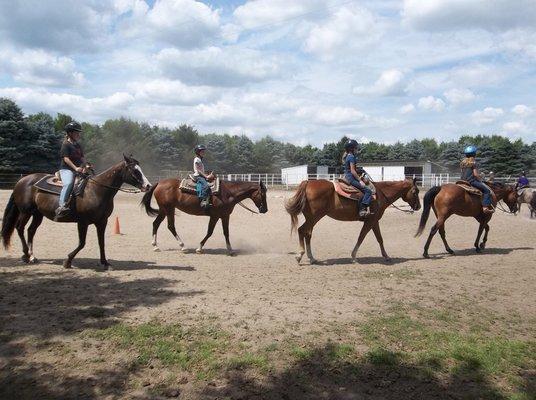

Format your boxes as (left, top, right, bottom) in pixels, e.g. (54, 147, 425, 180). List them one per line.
(201, 343, 533, 400)
(0, 268, 203, 399)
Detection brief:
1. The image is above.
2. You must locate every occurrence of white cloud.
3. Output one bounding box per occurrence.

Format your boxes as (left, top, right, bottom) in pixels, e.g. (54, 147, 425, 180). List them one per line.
(399, 103, 415, 114)
(156, 47, 281, 87)
(418, 96, 445, 112)
(295, 105, 367, 126)
(471, 107, 504, 125)
(0, 87, 134, 121)
(303, 5, 378, 58)
(502, 121, 528, 134)
(511, 104, 532, 117)
(129, 79, 218, 105)
(403, 0, 536, 32)
(0, 49, 85, 87)
(443, 88, 476, 105)
(353, 69, 407, 96)
(233, 0, 324, 29)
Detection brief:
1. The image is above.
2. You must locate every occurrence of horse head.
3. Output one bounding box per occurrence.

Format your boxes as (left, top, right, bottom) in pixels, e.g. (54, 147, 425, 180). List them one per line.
(501, 184, 518, 213)
(122, 154, 152, 192)
(250, 180, 268, 214)
(402, 177, 421, 211)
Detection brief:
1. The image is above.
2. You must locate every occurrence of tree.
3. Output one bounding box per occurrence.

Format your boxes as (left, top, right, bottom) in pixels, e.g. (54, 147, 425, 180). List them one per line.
(27, 112, 62, 172)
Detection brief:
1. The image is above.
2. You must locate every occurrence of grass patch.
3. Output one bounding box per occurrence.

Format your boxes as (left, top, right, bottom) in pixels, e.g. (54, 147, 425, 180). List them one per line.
(227, 353, 269, 371)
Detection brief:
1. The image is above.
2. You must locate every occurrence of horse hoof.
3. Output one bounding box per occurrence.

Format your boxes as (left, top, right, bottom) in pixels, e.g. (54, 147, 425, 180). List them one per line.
(21, 255, 30, 264)
(228, 251, 236, 257)
(195, 248, 203, 254)
(29, 257, 39, 264)
(384, 257, 392, 263)
(309, 258, 318, 265)
(63, 261, 72, 269)
(153, 246, 161, 252)
(423, 253, 430, 259)
(475, 247, 481, 253)
(480, 243, 486, 250)
(447, 249, 455, 255)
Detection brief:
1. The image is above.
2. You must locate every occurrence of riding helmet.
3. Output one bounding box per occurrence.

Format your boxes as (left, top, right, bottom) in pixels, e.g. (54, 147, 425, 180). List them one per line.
(344, 139, 359, 151)
(464, 145, 477, 156)
(194, 144, 207, 155)
(64, 121, 82, 133)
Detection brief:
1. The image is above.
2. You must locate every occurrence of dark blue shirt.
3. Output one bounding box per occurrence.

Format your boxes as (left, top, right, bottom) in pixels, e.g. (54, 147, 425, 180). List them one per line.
(344, 153, 357, 177)
(518, 176, 529, 186)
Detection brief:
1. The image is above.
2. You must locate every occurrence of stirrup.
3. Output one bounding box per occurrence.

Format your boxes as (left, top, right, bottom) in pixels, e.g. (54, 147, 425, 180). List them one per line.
(482, 206, 494, 215)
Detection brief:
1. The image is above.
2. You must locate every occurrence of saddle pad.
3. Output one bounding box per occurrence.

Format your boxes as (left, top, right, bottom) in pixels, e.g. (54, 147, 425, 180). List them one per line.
(34, 175, 63, 195)
(455, 181, 487, 196)
(179, 177, 220, 195)
(333, 180, 363, 201)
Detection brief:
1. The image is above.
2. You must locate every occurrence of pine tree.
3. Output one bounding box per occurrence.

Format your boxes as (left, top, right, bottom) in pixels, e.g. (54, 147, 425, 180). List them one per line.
(27, 112, 62, 172)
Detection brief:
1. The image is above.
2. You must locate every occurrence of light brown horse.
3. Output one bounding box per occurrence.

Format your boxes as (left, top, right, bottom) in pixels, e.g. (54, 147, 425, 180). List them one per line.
(415, 181, 518, 258)
(141, 179, 267, 255)
(1, 155, 152, 269)
(285, 178, 421, 264)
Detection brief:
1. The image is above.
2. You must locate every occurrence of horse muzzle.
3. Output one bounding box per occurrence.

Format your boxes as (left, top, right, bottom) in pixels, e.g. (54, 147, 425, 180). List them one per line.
(259, 205, 268, 214)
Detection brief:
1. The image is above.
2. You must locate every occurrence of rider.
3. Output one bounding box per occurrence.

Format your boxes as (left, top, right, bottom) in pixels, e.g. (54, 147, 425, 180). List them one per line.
(516, 171, 530, 189)
(460, 145, 494, 214)
(55, 121, 86, 218)
(193, 144, 215, 210)
(342, 139, 372, 217)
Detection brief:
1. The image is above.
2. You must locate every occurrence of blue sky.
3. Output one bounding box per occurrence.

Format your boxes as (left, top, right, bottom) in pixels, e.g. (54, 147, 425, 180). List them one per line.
(0, 0, 535, 146)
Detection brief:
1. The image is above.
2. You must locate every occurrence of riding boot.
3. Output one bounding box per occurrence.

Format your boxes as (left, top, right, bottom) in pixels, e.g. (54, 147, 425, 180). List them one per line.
(482, 206, 494, 214)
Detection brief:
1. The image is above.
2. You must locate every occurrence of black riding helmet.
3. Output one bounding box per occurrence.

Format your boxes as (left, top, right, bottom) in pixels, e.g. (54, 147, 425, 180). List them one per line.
(344, 139, 358, 151)
(194, 144, 207, 155)
(64, 121, 82, 133)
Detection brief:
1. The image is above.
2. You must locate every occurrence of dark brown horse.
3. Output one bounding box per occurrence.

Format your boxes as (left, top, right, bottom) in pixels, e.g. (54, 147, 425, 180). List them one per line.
(415, 181, 518, 258)
(141, 179, 267, 255)
(285, 178, 421, 264)
(1, 155, 151, 269)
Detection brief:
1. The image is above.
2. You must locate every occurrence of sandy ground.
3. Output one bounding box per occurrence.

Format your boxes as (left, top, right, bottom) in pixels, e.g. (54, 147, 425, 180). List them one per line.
(1, 188, 535, 399)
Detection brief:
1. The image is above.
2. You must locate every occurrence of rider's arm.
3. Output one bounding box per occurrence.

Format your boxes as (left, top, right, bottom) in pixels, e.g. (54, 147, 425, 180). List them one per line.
(194, 160, 209, 179)
(350, 163, 361, 180)
(473, 166, 482, 180)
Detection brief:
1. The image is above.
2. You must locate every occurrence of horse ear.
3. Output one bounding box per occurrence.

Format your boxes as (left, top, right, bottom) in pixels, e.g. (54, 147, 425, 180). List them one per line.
(123, 153, 129, 163)
(412, 177, 417, 185)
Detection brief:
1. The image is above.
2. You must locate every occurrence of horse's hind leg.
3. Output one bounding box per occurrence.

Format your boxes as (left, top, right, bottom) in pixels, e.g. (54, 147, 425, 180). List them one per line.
(27, 213, 44, 263)
(197, 216, 218, 254)
(351, 220, 374, 261)
(16, 212, 31, 263)
(221, 215, 235, 256)
(372, 222, 390, 261)
(166, 210, 185, 251)
(439, 226, 454, 255)
(151, 212, 165, 252)
(295, 221, 307, 263)
(298, 215, 320, 265)
(473, 218, 486, 253)
(423, 216, 446, 258)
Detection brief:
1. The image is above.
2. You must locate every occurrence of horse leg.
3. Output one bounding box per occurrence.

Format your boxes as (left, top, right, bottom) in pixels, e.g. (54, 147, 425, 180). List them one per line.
(27, 213, 44, 263)
(196, 216, 219, 254)
(96, 220, 110, 269)
(423, 216, 446, 259)
(295, 221, 307, 263)
(351, 220, 374, 261)
(372, 222, 390, 261)
(298, 216, 320, 265)
(221, 215, 235, 256)
(473, 218, 486, 253)
(16, 212, 31, 263)
(151, 212, 165, 252)
(438, 226, 455, 255)
(64, 223, 88, 269)
(166, 210, 185, 251)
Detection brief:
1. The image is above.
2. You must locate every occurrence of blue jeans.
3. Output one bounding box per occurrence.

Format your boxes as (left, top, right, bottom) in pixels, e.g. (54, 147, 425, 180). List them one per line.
(195, 177, 211, 200)
(470, 180, 492, 206)
(345, 174, 372, 206)
(59, 169, 75, 207)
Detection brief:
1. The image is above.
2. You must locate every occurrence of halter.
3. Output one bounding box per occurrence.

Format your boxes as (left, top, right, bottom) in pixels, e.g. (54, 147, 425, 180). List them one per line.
(237, 201, 259, 214)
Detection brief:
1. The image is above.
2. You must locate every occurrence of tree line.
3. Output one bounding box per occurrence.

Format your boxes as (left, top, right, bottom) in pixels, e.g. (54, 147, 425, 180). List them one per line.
(1, 97, 534, 176)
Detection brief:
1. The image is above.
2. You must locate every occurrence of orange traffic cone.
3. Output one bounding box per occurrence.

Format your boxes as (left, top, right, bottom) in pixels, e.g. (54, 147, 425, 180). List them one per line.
(113, 216, 121, 235)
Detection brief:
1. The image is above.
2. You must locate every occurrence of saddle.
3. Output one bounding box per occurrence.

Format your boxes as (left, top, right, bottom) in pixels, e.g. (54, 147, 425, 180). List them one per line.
(179, 175, 220, 195)
(517, 185, 530, 196)
(455, 180, 492, 197)
(34, 173, 89, 197)
(333, 178, 376, 201)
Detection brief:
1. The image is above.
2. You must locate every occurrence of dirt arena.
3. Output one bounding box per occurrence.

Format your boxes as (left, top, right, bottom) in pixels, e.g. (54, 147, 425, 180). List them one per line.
(1, 188, 535, 399)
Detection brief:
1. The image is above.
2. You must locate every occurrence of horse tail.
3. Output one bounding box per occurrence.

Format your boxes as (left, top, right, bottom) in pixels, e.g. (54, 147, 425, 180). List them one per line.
(140, 182, 160, 217)
(1, 193, 19, 250)
(415, 185, 441, 237)
(285, 181, 308, 234)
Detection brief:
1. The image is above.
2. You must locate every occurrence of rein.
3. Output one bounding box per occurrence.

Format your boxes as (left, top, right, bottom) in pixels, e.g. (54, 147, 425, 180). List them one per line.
(390, 203, 415, 214)
(495, 201, 515, 214)
(237, 201, 259, 214)
(88, 176, 141, 193)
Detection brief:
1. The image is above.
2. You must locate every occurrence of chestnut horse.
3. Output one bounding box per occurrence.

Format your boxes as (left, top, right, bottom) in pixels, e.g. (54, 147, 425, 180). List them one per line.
(415, 181, 518, 258)
(1, 155, 151, 269)
(285, 178, 421, 264)
(141, 179, 267, 255)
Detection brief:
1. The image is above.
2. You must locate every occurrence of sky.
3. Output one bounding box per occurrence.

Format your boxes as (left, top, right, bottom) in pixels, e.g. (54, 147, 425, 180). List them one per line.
(0, 0, 535, 146)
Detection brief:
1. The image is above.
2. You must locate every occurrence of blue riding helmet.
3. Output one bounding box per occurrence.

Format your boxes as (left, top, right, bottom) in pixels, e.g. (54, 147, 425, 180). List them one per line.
(464, 145, 477, 156)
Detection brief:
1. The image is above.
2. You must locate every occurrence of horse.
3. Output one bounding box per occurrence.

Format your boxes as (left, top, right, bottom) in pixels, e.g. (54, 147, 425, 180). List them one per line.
(1, 155, 151, 269)
(285, 178, 421, 264)
(415, 181, 518, 258)
(531, 191, 536, 219)
(516, 187, 535, 216)
(140, 179, 268, 255)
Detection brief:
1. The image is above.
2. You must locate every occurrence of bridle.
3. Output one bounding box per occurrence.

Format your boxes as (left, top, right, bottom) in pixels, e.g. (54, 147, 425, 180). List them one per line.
(238, 183, 266, 214)
(86, 163, 144, 193)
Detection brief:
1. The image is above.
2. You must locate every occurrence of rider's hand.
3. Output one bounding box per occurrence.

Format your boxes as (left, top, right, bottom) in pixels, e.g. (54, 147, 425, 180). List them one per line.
(75, 167, 84, 173)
